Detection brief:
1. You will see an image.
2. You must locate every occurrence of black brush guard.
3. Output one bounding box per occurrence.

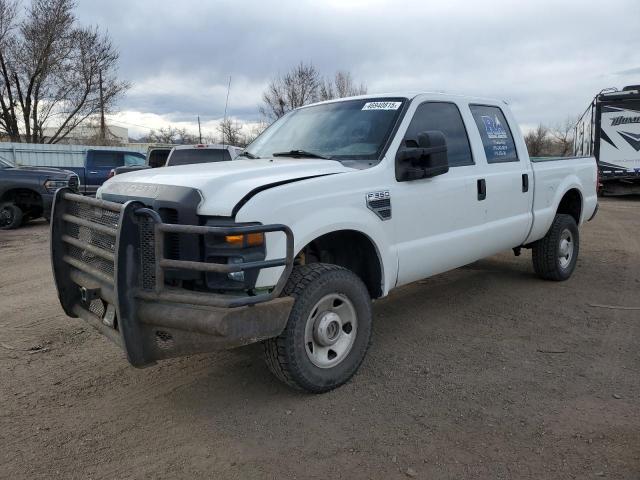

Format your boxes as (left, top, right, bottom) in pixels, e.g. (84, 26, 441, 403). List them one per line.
(50, 188, 295, 367)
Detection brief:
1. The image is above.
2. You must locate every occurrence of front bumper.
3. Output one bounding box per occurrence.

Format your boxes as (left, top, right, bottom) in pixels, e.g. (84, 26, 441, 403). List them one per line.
(50, 189, 295, 367)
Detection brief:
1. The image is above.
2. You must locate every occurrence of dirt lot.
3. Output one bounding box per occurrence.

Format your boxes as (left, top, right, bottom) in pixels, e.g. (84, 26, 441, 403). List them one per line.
(1, 198, 639, 479)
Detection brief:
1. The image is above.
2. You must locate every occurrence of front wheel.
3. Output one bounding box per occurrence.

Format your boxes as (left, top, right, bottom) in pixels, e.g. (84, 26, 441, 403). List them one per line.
(0, 202, 23, 230)
(532, 214, 579, 281)
(264, 263, 372, 393)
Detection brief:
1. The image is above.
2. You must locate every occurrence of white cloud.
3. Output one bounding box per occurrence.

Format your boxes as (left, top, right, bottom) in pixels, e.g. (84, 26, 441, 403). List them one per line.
(77, 0, 640, 132)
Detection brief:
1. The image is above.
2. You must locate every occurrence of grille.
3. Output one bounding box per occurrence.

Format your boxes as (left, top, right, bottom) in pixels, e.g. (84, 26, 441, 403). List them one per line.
(155, 330, 175, 350)
(63, 201, 119, 281)
(67, 201, 120, 229)
(139, 218, 156, 290)
(88, 299, 105, 318)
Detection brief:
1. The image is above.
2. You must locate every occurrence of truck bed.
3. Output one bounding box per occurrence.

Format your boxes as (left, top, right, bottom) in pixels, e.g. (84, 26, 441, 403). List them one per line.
(526, 155, 598, 244)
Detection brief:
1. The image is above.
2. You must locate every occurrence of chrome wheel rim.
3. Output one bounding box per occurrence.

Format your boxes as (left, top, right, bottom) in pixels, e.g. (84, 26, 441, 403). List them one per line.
(304, 293, 358, 368)
(558, 229, 574, 269)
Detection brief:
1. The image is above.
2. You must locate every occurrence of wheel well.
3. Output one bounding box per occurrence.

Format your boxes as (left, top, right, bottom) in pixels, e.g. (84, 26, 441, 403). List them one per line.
(0, 188, 43, 212)
(296, 230, 383, 298)
(556, 189, 582, 224)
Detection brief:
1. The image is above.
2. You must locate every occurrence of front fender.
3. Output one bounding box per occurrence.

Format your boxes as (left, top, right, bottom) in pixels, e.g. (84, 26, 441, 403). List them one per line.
(238, 203, 395, 296)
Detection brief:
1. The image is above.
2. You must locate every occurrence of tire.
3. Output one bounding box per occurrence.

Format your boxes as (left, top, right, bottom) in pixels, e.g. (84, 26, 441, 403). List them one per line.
(532, 214, 579, 281)
(264, 263, 373, 393)
(0, 202, 23, 230)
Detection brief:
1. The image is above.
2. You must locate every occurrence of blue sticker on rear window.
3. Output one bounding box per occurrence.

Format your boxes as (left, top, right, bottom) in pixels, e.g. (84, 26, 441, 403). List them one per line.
(481, 115, 508, 139)
(470, 105, 519, 163)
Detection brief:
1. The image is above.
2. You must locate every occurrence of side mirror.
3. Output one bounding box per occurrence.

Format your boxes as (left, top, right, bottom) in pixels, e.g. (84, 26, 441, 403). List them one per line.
(395, 130, 449, 181)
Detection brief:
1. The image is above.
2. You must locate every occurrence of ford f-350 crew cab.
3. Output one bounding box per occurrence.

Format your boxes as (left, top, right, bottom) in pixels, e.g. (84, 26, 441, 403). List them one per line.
(50, 92, 598, 393)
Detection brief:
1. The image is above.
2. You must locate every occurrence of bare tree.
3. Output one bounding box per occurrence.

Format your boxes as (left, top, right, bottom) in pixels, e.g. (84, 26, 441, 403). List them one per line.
(549, 116, 576, 157)
(218, 117, 243, 146)
(0, 0, 128, 143)
(524, 124, 550, 157)
(319, 70, 367, 101)
(143, 126, 198, 145)
(260, 62, 367, 122)
(260, 62, 320, 122)
(244, 120, 267, 146)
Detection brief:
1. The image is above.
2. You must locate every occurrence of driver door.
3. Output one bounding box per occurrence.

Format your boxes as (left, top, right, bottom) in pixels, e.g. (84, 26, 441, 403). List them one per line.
(392, 101, 487, 286)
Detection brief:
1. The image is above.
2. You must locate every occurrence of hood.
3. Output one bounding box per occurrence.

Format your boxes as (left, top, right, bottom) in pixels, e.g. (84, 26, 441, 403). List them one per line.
(4, 165, 74, 177)
(99, 158, 352, 216)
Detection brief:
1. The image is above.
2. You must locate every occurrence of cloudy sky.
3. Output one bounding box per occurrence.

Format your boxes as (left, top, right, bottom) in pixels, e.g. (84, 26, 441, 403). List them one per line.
(75, 0, 640, 139)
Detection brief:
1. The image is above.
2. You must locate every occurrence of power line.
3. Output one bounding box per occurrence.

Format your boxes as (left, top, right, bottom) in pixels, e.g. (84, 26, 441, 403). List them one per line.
(108, 119, 156, 130)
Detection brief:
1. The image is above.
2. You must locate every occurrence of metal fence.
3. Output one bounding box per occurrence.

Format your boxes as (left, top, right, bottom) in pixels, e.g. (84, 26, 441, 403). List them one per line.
(0, 142, 147, 167)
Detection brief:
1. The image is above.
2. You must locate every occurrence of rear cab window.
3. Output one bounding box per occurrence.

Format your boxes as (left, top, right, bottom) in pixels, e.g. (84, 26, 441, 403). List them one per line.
(124, 153, 145, 166)
(404, 102, 474, 167)
(148, 149, 170, 168)
(167, 149, 232, 166)
(470, 105, 519, 163)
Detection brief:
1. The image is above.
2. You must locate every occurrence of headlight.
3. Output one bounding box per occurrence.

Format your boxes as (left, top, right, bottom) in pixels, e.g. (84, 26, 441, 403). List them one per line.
(203, 219, 266, 291)
(44, 179, 69, 192)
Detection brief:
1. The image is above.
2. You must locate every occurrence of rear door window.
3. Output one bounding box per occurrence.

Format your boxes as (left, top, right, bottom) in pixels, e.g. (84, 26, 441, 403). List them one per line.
(470, 105, 519, 163)
(404, 102, 474, 167)
(89, 151, 123, 168)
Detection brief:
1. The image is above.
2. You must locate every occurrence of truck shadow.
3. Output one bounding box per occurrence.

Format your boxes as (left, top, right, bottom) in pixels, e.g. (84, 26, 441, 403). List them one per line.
(152, 256, 538, 406)
(149, 249, 625, 413)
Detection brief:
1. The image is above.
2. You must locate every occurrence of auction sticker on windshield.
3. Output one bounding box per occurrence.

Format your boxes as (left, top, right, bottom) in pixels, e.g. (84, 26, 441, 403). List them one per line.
(362, 101, 402, 111)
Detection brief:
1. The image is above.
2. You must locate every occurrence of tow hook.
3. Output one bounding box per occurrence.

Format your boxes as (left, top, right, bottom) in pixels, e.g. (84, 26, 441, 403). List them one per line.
(80, 286, 100, 303)
(513, 247, 522, 257)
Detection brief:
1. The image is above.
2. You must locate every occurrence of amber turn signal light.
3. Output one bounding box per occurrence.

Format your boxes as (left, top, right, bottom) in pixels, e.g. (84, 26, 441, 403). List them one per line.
(224, 232, 264, 247)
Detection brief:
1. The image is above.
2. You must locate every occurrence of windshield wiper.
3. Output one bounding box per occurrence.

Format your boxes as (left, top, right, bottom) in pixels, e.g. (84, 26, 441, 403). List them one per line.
(237, 151, 260, 159)
(272, 149, 328, 159)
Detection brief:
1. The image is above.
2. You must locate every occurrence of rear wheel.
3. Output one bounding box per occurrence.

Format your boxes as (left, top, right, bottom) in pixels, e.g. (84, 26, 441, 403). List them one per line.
(0, 202, 23, 230)
(264, 263, 372, 393)
(532, 214, 579, 281)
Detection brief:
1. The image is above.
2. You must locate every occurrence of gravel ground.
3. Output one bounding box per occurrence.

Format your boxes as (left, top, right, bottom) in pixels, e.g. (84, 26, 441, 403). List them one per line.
(1, 197, 639, 479)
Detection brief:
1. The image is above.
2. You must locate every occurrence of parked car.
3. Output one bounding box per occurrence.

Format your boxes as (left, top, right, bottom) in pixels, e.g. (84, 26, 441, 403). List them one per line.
(165, 144, 243, 166)
(50, 92, 598, 393)
(0, 142, 146, 195)
(109, 145, 173, 178)
(63, 149, 145, 194)
(109, 144, 240, 177)
(148, 145, 174, 168)
(0, 157, 78, 229)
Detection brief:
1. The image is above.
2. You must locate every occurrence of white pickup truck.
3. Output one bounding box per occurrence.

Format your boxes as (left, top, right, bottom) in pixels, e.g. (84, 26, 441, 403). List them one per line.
(50, 92, 598, 392)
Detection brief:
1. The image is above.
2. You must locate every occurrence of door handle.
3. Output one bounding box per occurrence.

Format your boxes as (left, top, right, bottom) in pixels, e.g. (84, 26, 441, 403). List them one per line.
(477, 178, 486, 201)
(89, 171, 98, 174)
(522, 173, 529, 192)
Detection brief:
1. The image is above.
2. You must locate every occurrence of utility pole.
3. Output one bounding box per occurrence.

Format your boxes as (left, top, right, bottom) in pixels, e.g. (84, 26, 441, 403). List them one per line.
(99, 70, 106, 144)
(197, 115, 202, 143)
(222, 76, 231, 147)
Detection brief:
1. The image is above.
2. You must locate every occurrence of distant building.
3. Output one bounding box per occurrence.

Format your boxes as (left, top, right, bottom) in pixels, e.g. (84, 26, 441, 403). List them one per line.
(42, 123, 129, 145)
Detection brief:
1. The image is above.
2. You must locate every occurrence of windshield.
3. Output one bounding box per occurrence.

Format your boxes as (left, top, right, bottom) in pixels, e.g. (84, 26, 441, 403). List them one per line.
(246, 97, 406, 160)
(167, 148, 232, 166)
(0, 157, 13, 168)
